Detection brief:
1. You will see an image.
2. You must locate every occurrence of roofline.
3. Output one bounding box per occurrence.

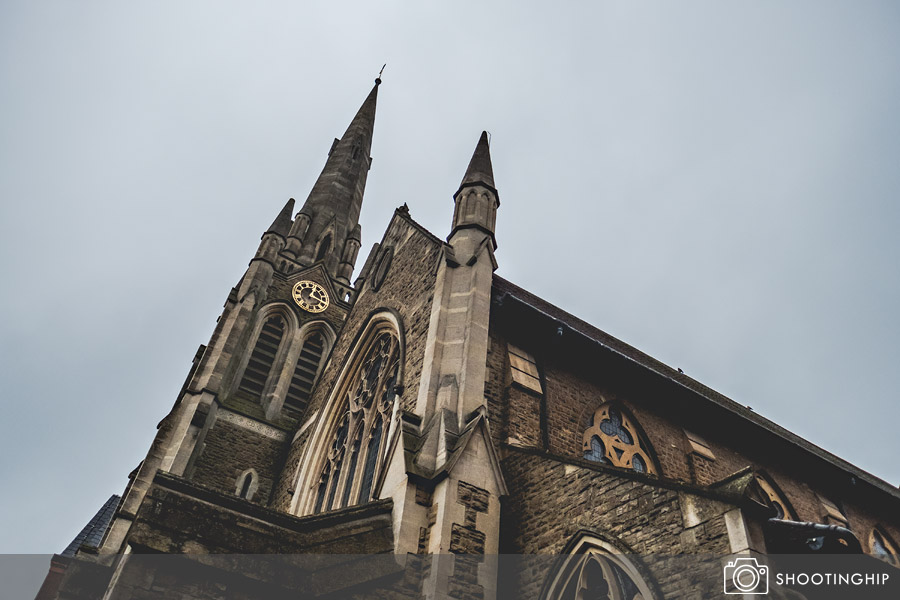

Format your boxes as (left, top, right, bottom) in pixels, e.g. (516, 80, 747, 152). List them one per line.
(492, 275, 900, 504)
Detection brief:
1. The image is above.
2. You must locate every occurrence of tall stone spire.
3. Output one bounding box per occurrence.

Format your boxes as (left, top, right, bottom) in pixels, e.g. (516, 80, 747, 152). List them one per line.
(451, 131, 500, 248)
(289, 80, 380, 284)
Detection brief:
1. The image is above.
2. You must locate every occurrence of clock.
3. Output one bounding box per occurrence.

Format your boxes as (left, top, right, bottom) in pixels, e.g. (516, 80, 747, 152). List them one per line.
(292, 280, 329, 313)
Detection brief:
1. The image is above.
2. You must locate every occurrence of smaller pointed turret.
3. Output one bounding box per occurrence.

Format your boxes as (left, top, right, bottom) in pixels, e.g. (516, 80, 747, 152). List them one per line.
(266, 198, 295, 237)
(450, 131, 500, 248)
(459, 131, 495, 190)
(254, 198, 294, 266)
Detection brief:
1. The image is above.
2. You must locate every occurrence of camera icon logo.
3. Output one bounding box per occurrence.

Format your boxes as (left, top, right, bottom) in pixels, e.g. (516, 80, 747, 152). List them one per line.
(723, 557, 769, 595)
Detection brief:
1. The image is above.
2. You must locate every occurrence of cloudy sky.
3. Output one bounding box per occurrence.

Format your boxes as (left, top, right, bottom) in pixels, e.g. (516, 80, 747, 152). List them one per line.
(2, 1, 899, 554)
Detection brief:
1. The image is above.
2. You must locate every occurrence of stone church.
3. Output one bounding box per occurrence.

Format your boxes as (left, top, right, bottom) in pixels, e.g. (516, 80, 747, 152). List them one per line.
(38, 79, 899, 599)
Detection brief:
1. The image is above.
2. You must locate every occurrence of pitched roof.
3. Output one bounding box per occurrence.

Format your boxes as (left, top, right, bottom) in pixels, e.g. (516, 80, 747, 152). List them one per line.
(61, 494, 120, 556)
(491, 274, 900, 503)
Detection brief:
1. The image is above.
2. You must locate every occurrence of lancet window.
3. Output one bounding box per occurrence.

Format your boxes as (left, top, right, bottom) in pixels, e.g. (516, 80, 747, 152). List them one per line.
(582, 403, 658, 475)
(236, 315, 285, 399)
(235, 469, 258, 501)
(284, 331, 326, 413)
(315, 234, 332, 262)
(313, 332, 399, 513)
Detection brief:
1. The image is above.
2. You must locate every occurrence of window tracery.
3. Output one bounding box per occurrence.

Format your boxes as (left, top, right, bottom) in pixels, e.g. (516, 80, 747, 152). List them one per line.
(546, 539, 654, 600)
(582, 403, 657, 475)
(753, 474, 796, 520)
(313, 332, 399, 513)
(871, 528, 899, 567)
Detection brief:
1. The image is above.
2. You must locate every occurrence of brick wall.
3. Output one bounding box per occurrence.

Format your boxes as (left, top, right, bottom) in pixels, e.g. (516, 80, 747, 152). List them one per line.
(490, 318, 900, 558)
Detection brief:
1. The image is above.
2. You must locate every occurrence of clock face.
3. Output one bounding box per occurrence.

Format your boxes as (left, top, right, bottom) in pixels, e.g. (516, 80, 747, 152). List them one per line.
(292, 280, 330, 313)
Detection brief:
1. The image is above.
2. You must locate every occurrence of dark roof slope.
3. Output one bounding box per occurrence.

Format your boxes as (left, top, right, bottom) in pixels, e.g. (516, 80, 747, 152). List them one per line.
(492, 274, 900, 503)
(61, 494, 120, 556)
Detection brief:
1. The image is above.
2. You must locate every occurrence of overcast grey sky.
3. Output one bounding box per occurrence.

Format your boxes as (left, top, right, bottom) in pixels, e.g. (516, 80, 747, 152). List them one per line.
(2, 1, 899, 554)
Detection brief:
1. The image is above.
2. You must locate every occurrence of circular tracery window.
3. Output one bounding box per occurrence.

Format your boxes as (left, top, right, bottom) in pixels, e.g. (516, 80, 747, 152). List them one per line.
(582, 404, 657, 475)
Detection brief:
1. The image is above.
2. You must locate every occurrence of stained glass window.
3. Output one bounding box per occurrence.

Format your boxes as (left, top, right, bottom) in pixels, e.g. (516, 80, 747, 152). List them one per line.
(313, 331, 399, 513)
(754, 475, 796, 520)
(582, 403, 657, 475)
(551, 549, 648, 600)
(871, 529, 899, 566)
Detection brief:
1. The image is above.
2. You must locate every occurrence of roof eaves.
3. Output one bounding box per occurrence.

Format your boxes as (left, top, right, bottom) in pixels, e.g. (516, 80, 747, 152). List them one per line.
(492, 275, 900, 503)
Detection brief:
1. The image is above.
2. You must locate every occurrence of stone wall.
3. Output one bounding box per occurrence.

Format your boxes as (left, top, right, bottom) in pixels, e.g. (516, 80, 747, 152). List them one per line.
(272, 212, 443, 512)
(189, 412, 287, 505)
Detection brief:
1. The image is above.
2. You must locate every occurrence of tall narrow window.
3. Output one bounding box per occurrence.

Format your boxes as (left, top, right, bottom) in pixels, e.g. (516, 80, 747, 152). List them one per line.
(239, 475, 252, 499)
(313, 331, 399, 513)
(508, 344, 543, 394)
(316, 234, 332, 262)
(235, 469, 258, 501)
(237, 316, 285, 399)
(284, 332, 326, 413)
(582, 403, 658, 475)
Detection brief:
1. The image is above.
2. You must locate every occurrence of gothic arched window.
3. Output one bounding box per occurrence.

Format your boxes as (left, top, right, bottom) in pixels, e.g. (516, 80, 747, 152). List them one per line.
(284, 331, 326, 413)
(235, 469, 258, 501)
(237, 315, 285, 399)
(870, 528, 899, 566)
(582, 403, 658, 475)
(754, 474, 797, 520)
(313, 332, 399, 513)
(545, 538, 654, 600)
(316, 234, 332, 262)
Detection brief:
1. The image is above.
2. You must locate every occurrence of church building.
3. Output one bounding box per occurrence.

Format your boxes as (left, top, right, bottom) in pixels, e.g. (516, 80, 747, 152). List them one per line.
(38, 79, 899, 600)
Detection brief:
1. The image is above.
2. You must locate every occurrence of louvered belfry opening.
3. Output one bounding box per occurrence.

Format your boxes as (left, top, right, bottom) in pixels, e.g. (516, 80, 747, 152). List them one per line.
(284, 332, 325, 412)
(238, 316, 286, 398)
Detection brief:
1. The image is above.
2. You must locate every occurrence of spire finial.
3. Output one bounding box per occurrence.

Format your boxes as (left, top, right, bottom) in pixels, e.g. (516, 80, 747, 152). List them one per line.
(375, 64, 386, 86)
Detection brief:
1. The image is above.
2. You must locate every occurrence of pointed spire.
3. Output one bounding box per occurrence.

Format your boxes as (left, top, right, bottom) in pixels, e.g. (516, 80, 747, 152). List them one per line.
(266, 198, 294, 237)
(459, 131, 494, 191)
(294, 79, 381, 281)
(338, 80, 379, 158)
(450, 131, 500, 248)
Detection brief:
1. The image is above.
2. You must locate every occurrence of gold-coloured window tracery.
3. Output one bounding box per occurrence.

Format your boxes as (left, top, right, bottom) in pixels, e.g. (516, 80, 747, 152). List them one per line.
(754, 474, 797, 520)
(313, 332, 399, 513)
(582, 403, 657, 475)
(871, 528, 899, 567)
